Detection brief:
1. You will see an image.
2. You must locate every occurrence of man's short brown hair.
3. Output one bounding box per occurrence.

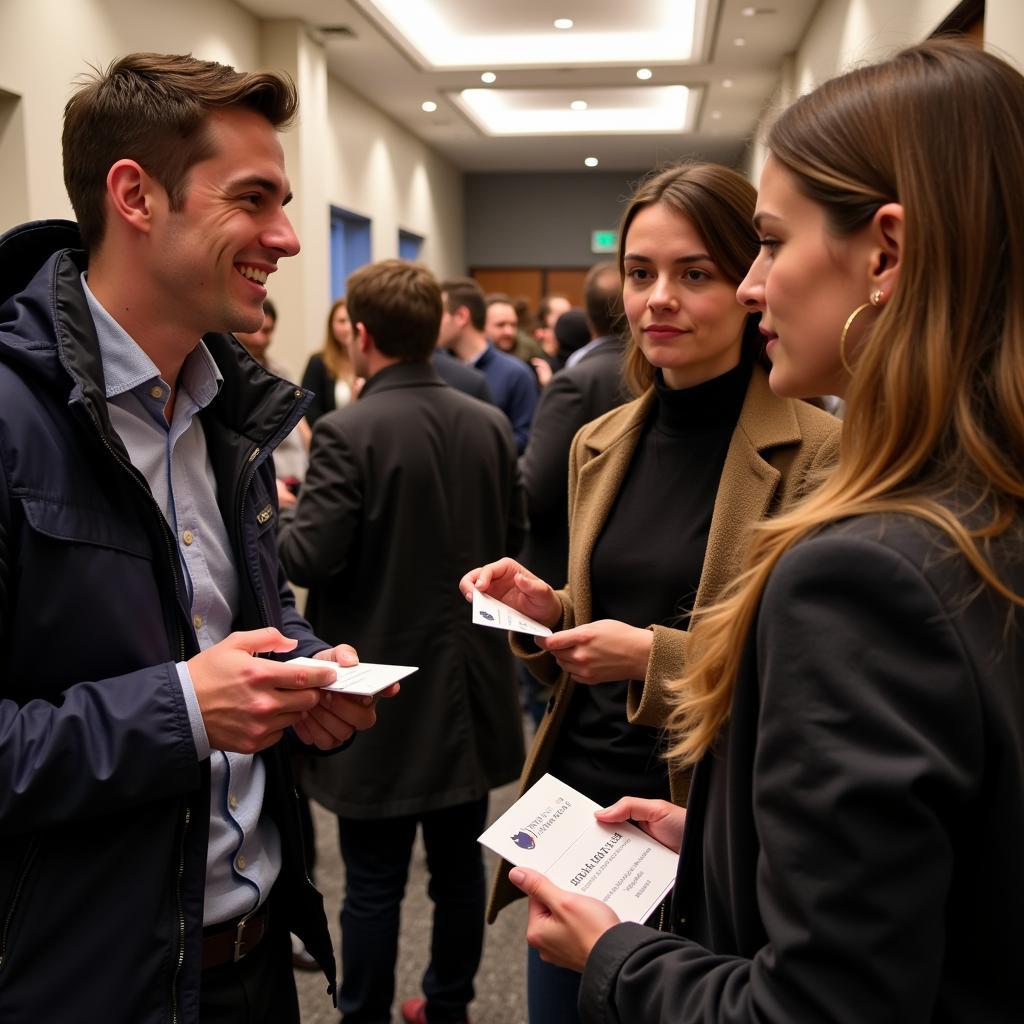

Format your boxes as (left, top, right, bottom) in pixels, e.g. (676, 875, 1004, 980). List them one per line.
(63, 52, 297, 250)
(346, 260, 442, 361)
(440, 277, 486, 332)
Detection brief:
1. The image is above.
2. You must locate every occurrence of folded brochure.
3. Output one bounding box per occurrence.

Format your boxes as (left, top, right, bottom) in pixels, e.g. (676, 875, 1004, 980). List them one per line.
(478, 773, 676, 924)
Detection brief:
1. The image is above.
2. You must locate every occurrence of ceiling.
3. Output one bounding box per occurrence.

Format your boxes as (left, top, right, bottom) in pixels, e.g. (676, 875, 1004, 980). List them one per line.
(235, 0, 822, 173)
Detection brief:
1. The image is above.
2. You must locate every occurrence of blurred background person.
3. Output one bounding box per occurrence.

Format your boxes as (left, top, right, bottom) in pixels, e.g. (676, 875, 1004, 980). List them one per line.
(236, 298, 310, 508)
(279, 260, 527, 1024)
(302, 297, 359, 427)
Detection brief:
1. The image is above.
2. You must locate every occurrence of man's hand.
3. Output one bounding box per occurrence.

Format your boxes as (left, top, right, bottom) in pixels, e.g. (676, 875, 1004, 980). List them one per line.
(458, 557, 562, 629)
(595, 797, 686, 854)
(509, 867, 620, 973)
(538, 619, 653, 684)
(188, 629, 372, 753)
(291, 644, 400, 750)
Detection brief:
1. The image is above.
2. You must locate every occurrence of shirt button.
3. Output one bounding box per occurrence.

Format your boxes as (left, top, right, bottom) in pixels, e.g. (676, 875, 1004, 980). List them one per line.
(182, 530, 194, 546)
(193, 614, 203, 630)
(236, 855, 247, 871)
(228, 794, 239, 811)
(150, 385, 163, 400)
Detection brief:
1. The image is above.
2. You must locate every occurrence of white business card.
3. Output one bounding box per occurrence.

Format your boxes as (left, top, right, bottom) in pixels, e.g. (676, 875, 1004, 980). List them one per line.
(471, 587, 553, 637)
(286, 657, 417, 696)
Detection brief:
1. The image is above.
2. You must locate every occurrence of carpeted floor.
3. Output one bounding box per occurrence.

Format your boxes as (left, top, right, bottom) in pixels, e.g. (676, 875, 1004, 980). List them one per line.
(295, 779, 530, 1024)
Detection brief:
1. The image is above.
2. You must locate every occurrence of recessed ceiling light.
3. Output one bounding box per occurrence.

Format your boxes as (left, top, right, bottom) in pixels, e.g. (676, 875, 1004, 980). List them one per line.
(733, 37, 746, 46)
(421, 100, 438, 112)
(584, 157, 599, 167)
(742, 6, 757, 15)
(481, 71, 496, 84)
(553, 18, 574, 30)
(636, 68, 653, 80)
(711, 110, 722, 119)
(570, 100, 588, 111)
(722, 78, 734, 88)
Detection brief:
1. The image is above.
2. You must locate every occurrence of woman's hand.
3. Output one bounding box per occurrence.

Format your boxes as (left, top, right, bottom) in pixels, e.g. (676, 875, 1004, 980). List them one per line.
(596, 797, 686, 854)
(458, 557, 562, 629)
(538, 619, 652, 684)
(509, 867, 620, 973)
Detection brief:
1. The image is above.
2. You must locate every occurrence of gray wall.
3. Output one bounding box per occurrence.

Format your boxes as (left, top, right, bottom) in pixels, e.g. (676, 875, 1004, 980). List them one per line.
(464, 171, 648, 268)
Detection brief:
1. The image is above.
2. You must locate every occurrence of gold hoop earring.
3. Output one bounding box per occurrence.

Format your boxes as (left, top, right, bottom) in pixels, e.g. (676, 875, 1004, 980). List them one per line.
(839, 302, 871, 374)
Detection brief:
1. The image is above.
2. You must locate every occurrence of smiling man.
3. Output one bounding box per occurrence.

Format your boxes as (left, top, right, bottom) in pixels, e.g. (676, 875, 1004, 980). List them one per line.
(0, 53, 381, 1024)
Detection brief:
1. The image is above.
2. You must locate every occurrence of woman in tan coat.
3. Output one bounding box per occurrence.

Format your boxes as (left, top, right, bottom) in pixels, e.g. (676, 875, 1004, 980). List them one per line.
(460, 162, 840, 1024)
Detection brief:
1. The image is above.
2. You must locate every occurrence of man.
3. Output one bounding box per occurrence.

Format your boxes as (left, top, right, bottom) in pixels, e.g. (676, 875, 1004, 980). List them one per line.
(235, 298, 311, 507)
(485, 293, 545, 365)
(519, 261, 629, 589)
(534, 294, 571, 361)
(0, 53, 384, 1024)
(278, 260, 526, 1024)
(439, 277, 538, 452)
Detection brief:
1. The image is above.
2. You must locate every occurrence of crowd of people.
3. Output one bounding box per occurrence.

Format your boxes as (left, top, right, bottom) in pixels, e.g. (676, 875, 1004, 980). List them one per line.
(0, 34, 1022, 1024)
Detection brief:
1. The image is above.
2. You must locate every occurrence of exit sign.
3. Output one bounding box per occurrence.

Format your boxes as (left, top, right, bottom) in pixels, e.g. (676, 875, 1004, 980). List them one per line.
(591, 229, 618, 254)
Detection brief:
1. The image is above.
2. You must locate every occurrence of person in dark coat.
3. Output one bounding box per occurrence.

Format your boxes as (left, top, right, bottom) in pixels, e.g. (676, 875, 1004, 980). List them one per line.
(0, 54, 384, 1024)
(507, 40, 1024, 1024)
(277, 259, 527, 1024)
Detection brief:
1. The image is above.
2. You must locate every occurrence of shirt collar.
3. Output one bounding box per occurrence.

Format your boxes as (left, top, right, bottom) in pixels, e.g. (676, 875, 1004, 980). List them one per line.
(81, 272, 222, 409)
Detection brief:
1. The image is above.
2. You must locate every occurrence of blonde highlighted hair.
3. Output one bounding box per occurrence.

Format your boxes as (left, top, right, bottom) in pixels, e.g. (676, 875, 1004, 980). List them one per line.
(321, 298, 354, 382)
(667, 39, 1024, 765)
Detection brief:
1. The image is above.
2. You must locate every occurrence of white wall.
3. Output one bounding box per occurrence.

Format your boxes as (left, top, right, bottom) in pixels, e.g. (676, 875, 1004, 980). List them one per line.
(744, 0, 960, 182)
(985, 0, 1024, 71)
(324, 76, 465, 278)
(0, 0, 465, 379)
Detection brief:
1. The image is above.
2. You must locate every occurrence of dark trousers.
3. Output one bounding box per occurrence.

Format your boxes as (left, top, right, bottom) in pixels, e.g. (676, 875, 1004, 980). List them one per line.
(199, 915, 299, 1024)
(336, 796, 489, 1024)
(527, 944, 581, 1024)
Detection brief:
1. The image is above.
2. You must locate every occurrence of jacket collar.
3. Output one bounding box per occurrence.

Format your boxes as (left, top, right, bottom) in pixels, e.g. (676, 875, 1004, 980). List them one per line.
(359, 359, 445, 398)
(578, 362, 800, 460)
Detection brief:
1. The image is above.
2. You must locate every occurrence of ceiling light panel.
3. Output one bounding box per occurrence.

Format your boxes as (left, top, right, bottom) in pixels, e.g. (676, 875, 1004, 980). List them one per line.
(451, 86, 696, 136)
(358, 0, 711, 68)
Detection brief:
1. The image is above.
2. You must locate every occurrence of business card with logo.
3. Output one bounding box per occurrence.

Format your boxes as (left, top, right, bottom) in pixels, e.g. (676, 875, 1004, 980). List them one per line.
(471, 587, 553, 637)
(286, 657, 417, 696)
(478, 773, 677, 924)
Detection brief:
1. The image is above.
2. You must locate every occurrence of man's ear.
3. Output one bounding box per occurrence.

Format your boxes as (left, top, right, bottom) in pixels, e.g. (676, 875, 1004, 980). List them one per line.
(355, 322, 373, 354)
(105, 159, 161, 236)
(454, 305, 470, 331)
(868, 201, 904, 299)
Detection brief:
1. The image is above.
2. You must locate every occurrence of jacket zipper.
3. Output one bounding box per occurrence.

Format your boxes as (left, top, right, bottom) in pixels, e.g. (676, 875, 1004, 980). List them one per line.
(0, 839, 38, 973)
(170, 804, 191, 1024)
(239, 446, 274, 628)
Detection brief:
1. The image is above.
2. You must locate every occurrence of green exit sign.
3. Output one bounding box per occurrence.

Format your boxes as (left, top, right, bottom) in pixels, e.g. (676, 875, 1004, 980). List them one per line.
(591, 229, 618, 254)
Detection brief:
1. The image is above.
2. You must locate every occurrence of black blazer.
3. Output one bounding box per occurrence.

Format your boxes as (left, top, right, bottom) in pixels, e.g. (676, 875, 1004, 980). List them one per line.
(518, 337, 629, 586)
(278, 361, 527, 818)
(580, 510, 1024, 1023)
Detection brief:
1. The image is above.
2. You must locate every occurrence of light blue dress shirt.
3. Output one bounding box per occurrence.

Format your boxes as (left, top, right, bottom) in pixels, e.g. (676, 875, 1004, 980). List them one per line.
(82, 276, 281, 926)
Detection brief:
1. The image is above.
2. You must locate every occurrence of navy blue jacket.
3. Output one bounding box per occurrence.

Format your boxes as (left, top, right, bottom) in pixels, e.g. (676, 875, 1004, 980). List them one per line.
(475, 342, 538, 454)
(0, 221, 335, 1022)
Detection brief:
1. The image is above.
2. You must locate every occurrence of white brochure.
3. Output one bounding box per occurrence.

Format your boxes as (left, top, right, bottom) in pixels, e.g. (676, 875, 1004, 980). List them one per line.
(471, 587, 553, 637)
(478, 773, 677, 924)
(286, 657, 417, 696)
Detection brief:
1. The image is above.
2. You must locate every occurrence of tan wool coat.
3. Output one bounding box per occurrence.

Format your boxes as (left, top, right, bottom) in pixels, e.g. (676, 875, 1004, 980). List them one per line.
(487, 365, 841, 922)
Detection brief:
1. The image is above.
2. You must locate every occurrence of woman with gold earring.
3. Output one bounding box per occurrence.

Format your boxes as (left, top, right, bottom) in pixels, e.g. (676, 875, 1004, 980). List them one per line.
(506, 38, 1024, 1023)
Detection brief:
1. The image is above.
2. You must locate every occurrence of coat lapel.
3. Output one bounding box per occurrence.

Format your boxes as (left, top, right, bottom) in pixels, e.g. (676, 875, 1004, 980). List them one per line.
(695, 366, 803, 609)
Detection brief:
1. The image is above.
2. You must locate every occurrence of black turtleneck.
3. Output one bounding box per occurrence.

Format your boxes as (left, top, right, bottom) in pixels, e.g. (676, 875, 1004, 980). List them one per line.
(550, 358, 752, 807)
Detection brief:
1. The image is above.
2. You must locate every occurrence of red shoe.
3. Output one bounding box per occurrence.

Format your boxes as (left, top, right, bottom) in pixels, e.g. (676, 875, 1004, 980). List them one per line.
(400, 999, 428, 1024)
(400, 997, 470, 1024)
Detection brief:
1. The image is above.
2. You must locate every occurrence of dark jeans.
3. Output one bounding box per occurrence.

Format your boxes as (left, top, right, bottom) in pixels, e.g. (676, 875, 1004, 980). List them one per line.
(527, 944, 581, 1024)
(199, 914, 299, 1024)
(337, 796, 489, 1024)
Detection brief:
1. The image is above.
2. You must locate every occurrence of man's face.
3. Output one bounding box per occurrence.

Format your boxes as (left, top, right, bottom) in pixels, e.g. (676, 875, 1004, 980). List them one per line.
(485, 301, 518, 352)
(149, 106, 300, 337)
(235, 311, 275, 363)
(438, 294, 460, 348)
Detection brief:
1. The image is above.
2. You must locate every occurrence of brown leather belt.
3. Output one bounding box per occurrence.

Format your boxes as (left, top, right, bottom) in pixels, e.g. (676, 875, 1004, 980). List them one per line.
(201, 903, 269, 970)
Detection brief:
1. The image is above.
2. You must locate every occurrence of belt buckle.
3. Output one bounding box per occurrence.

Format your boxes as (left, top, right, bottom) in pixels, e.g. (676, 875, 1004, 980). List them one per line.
(233, 909, 257, 962)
